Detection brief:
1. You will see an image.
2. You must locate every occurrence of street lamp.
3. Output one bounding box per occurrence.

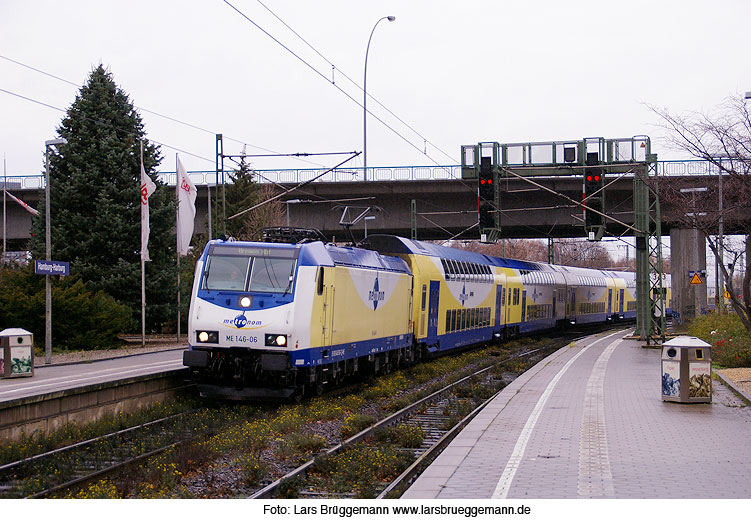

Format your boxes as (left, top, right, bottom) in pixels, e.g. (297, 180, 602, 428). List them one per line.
(364, 215, 376, 237)
(44, 138, 67, 364)
(363, 15, 395, 182)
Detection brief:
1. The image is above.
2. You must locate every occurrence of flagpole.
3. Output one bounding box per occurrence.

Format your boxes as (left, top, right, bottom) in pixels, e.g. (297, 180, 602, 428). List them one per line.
(3, 155, 7, 260)
(140, 142, 146, 348)
(176, 153, 181, 345)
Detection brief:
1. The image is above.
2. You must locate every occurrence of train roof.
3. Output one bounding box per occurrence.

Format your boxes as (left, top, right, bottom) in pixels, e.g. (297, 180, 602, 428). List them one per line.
(205, 239, 411, 274)
(365, 234, 543, 271)
(365, 235, 639, 281)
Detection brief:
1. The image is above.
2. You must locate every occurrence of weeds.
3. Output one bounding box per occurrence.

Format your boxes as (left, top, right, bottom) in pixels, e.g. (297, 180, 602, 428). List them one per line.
(687, 312, 751, 367)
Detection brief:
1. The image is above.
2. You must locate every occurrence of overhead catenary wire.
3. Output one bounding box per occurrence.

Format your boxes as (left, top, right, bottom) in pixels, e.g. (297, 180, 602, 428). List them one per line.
(253, 0, 458, 165)
(0, 53, 331, 169)
(221, 0, 459, 171)
(0, 86, 216, 166)
(227, 152, 360, 221)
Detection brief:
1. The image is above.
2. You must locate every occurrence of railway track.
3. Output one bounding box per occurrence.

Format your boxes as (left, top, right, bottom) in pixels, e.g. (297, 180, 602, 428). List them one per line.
(249, 335, 573, 499)
(0, 326, 622, 499)
(0, 409, 215, 498)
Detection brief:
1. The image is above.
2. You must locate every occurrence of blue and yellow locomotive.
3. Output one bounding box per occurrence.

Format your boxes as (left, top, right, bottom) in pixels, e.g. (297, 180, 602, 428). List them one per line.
(183, 234, 667, 400)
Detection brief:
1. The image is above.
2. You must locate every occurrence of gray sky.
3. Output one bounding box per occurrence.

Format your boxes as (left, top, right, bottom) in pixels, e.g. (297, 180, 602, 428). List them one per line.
(2, 0, 750, 177)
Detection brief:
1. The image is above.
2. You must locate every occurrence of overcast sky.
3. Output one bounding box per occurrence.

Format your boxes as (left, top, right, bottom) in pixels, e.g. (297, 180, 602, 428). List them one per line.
(2, 0, 750, 177)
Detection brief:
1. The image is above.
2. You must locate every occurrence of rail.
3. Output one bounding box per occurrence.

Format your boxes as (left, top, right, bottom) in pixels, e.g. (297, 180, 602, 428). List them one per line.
(3, 159, 737, 189)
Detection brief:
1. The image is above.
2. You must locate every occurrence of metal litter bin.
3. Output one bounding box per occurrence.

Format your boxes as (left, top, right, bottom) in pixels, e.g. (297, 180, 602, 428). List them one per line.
(661, 336, 711, 403)
(0, 328, 34, 378)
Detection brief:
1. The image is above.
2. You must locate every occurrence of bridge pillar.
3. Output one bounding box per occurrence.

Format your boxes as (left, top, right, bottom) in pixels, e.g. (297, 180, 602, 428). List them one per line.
(670, 228, 708, 324)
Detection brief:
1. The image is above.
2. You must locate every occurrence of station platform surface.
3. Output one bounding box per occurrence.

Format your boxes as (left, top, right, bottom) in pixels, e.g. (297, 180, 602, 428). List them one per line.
(0, 348, 186, 405)
(403, 329, 751, 499)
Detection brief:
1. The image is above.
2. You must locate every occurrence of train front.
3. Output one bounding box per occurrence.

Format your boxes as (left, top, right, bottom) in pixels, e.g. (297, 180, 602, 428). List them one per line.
(183, 239, 306, 400)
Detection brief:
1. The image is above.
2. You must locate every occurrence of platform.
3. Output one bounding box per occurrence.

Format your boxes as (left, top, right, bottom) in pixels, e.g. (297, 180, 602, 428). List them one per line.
(403, 329, 751, 499)
(0, 348, 186, 404)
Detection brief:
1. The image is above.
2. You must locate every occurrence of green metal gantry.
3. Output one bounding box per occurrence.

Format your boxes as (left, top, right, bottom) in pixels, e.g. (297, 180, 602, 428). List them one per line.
(633, 149, 666, 344)
(461, 135, 666, 343)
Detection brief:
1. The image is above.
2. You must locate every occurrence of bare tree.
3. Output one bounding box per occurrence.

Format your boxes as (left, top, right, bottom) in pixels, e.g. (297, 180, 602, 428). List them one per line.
(649, 94, 751, 332)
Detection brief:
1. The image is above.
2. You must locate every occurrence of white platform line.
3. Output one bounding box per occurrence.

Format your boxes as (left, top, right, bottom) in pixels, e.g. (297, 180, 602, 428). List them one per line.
(577, 338, 620, 497)
(0, 359, 183, 397)
(491, 331, 622, 499)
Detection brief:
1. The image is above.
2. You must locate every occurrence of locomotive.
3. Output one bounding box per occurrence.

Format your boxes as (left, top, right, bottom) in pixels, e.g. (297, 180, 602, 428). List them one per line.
(182, 233, 670, 400)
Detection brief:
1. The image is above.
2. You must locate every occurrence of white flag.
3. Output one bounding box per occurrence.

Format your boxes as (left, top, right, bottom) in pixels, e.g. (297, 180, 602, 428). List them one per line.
(176, 156, 196, 256)
(140, 159, 156, 262)
(5, 190, 40, 216)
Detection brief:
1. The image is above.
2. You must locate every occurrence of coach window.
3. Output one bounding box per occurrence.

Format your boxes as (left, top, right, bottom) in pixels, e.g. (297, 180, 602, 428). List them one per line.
(421, 284, 427, 311)
(316, 267, 325, 295)
(450, 260, 458, 281)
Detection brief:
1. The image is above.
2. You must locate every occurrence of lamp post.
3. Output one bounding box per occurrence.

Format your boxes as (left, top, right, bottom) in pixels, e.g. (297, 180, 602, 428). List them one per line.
(363, 15, 395, 182)
(364, 215, 376, 238)
(44, 138, 67, 365)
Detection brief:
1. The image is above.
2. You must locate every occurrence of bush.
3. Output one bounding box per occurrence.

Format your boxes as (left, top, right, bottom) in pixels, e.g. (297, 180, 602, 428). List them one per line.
(687, 312, 751, 367)
(0, 264, 130, 351)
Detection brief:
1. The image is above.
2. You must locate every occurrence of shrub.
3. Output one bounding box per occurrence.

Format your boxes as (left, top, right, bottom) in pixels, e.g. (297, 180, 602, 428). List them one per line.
(0, 264, 130, 350)
(687, 312, 751, 367)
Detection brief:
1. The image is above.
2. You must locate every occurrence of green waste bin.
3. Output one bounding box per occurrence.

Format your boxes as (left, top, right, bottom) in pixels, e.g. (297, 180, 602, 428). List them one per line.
(661, 336, 711, 403)
(0, 328, 34, 378)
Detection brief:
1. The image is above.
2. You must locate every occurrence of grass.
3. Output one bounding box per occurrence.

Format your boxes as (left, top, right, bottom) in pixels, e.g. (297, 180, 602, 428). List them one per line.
(686, 311, 751, 367)
(10, 337, 550, 499)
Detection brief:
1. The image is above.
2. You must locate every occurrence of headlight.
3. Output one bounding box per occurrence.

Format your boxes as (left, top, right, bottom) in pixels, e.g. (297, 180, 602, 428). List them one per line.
(239, 296, 252, 308)
(265, 333, 288, 347)
(197, 330, 219, 344)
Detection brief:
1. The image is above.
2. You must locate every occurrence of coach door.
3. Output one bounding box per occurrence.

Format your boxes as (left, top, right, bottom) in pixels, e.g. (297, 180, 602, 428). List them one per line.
(521, 290, 527, 323)
(608, 289, 613, 317)
(319, 268, 334, 356)
(569, 289, 576, 318)
(426, 281, 440, 346)
(619, 289, 625, 315)
(495, 285, 504, 329)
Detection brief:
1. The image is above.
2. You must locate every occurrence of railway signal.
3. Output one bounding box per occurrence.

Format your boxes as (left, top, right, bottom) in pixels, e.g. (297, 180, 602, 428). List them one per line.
(583, 152, 604, 238)
(478, 156, 495, 231)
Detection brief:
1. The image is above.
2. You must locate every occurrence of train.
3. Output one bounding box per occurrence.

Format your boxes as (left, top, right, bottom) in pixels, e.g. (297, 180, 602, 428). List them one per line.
(182, 233, 671, 400)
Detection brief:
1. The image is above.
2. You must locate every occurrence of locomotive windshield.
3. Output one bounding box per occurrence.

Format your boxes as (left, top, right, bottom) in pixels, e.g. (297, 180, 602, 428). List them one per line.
(201, 244, 299, 293)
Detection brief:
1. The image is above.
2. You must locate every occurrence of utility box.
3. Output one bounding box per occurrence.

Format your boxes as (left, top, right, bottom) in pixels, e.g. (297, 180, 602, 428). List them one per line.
(0, 328, 34, 378)
(661, 336, 712, 403)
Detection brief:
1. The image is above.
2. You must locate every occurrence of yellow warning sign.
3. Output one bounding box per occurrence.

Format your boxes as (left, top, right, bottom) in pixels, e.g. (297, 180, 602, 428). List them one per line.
(690, 273, 703, 285)
(725, 290, 731, 299)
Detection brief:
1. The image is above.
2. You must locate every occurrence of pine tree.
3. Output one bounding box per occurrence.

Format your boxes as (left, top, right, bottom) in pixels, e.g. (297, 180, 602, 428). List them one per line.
(29, 65, 175, 331)
(221, 159, 284, 240)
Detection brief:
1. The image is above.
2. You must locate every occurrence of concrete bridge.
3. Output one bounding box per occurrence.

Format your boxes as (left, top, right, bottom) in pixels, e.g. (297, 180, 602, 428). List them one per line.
(0, 160, 741, 250)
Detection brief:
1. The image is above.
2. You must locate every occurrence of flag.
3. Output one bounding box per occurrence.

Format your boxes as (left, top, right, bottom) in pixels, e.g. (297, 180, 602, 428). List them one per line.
(140, 156, 156, 262)
(5, 190, 40, 217)
(176, 156, 196, 256)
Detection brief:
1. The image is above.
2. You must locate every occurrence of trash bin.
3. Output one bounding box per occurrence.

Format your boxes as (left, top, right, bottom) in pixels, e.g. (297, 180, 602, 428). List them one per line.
(0, 328, 34, 378)
(661, 335, 711, 403)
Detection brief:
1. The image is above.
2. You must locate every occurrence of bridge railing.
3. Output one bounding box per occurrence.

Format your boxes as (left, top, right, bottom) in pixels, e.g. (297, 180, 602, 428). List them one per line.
(4, 160, 737, 188)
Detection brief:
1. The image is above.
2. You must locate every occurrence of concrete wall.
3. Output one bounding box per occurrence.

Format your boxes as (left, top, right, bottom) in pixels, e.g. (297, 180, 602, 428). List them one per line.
(670, 228, 708, 324)
(0, 370, 192, 442)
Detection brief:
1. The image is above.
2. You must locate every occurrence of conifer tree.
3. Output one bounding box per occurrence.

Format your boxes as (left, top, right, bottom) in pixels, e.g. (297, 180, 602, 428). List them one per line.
(30, 65, 175, 331)
(221, 159, 284, 240)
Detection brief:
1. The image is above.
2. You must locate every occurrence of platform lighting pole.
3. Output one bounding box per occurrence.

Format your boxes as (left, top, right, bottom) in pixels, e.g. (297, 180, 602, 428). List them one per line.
(44, 138, 67, 365)
(364, 215, 375, 238)
(363, 15, 395, 182)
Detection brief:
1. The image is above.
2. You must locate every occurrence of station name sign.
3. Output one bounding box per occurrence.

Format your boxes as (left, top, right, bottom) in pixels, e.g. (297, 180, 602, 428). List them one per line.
(35, 260, 70, 276)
